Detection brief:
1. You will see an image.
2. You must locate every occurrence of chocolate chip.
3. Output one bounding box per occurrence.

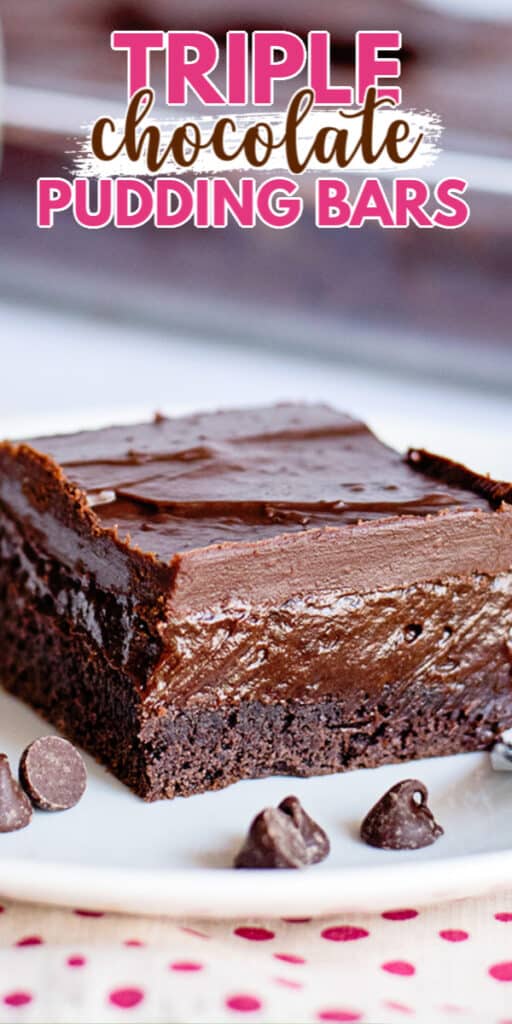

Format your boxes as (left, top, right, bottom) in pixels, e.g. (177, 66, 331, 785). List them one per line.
(278, 795, 330, 864)
(0, 754, 32, 832)
(360, 779, 444, 850)
(490, 728, 512, 771)
(19, 737, 87, 811)
(234, 795, 330, 869)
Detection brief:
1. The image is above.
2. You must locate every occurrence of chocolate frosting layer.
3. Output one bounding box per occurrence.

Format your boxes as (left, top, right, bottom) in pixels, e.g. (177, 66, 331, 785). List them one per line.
(20, 404, 500, 561)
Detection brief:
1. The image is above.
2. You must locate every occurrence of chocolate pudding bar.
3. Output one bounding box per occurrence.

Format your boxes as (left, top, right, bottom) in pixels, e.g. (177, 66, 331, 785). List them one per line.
(1, 404, 511, 800)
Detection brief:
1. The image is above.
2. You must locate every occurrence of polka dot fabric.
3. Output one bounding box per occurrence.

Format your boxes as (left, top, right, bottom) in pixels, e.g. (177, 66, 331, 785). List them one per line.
(0, 895, 511, 1023)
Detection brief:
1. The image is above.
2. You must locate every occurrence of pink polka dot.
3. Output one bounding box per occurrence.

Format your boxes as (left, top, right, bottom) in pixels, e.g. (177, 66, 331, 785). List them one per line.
(489, 962, 512, 982)
(273, 953, 306, 964)
(4, 992, 33, 1008)
(74, 908, 104, 918)
(170, 961, 203, 972)
(383, 1002, 413, 1015)
(225, 994, 262, 1013)
(234, 927, 275, 942)
(108, 988, 144, 1008)
(382, 909, 418, 921)
(67, 955, 86, 968)
(495, 913, 512, 923)
(274, 977, 303, 990)
(316, 1010, 362, 1022)
(439, 1005, 465, 1015)
(282, 917, 312, 924)
(382, 960, 416, 976)
(124, 940, 145, 947)
(321, 926, 369, 942)
(439, 929, 469, 943)
(16, 936, 43, 947)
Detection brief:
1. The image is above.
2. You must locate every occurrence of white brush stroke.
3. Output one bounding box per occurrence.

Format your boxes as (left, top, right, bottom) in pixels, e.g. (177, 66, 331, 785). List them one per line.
(74, 107, 442, 177)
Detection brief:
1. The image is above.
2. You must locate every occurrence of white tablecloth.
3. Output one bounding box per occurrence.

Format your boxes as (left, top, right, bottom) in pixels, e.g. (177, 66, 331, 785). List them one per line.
(0, 895, 511, 1023)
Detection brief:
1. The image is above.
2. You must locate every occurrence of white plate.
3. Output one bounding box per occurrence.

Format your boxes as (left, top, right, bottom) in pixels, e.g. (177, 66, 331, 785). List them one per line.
(1, 401, 512, 919)
(1, 689, 512, 918)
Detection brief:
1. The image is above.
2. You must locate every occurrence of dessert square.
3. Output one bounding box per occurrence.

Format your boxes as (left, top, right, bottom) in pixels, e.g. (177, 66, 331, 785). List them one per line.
(1, 404, 511, 799)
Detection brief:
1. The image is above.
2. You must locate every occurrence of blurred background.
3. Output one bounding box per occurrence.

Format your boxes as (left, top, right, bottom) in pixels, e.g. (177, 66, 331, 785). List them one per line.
(0, 0, 511, 472)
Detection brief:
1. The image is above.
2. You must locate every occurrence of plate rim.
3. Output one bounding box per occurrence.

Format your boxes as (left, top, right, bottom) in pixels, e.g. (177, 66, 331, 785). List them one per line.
(1, 847, 512, 919)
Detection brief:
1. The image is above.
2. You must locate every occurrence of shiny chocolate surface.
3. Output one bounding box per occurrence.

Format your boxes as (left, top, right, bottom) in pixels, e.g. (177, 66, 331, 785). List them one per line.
(24, 404, 494, 560)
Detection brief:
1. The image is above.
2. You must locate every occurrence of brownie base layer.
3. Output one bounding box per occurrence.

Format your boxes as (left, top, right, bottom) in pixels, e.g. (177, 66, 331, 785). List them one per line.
(141, 688, 512, 800)
(1, 592, 512, 800)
